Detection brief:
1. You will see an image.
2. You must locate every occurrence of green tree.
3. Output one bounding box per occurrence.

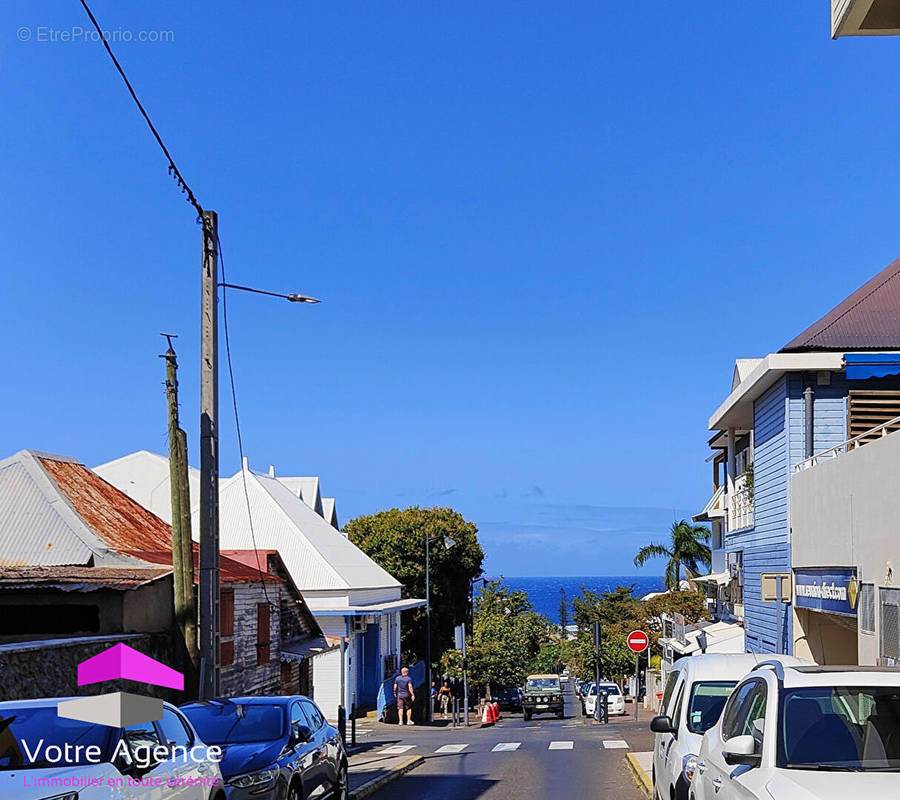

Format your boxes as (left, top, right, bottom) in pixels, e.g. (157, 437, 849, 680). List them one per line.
(344, 506, 484, 661)
(633, 520, 712, 590)
(558, 587, 569, 637)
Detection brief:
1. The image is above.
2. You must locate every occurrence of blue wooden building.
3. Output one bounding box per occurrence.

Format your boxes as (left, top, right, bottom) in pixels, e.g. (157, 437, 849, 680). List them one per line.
(700, 257, 900, 655)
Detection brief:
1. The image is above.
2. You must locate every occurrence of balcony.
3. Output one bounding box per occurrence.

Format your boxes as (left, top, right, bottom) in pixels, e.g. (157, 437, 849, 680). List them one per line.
(727, 475, 754, 532)
(794, 413, 900, 473)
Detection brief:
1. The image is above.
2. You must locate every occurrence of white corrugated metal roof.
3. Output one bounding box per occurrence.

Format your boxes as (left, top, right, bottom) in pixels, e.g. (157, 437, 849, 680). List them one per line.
(203, 466, 400, 593)
(94, 450, 200, 524)
(0, 450, 139, 567)
(320, 497, 338, 530)
(277, 476, 323, 515)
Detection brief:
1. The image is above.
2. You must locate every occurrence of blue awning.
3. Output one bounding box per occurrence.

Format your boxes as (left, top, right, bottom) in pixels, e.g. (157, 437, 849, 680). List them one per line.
(845, 353, 900, 380)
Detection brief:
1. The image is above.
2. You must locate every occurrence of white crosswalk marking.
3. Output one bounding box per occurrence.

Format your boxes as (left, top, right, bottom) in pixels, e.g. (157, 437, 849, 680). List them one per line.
(548, 741, 574, 750)
(491, 742, 521, 752)
(381, 745, 416, 754)
(602, 740, 629, 749)
(435, 744, 469, 754)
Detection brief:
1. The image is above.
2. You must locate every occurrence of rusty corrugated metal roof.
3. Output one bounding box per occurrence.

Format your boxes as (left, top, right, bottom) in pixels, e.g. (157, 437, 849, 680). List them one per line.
(782, 256, 900, 352)
(0, 565, 171, 591)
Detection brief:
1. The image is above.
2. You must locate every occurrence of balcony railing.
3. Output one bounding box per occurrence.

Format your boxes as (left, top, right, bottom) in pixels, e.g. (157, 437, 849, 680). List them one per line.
(794, 413, 900, 472)
(728, 480, 754, 532)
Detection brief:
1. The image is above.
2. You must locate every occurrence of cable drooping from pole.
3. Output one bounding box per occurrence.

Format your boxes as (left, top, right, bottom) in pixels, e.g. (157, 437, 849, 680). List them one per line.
(218, 234, 273, 606)
(77, 0, 204, 222)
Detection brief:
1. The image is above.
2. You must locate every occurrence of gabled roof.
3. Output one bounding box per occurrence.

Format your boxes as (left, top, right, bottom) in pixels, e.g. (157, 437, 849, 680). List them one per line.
(94, 450, 200, 524)
(321, 497, 339, 530)
(277, 475, 323, 516)
(0, 450, 169, 567)
(781, 256, 900, 352)
(208, 466, 400, 593)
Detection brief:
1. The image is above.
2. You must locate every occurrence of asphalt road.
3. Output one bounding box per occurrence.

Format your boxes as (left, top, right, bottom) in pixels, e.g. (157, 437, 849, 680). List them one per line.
(359, 683, 652, 800)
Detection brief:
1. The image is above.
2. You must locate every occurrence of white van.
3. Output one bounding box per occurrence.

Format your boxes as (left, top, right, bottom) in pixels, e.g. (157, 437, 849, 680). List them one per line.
(650, 654, 811, 800)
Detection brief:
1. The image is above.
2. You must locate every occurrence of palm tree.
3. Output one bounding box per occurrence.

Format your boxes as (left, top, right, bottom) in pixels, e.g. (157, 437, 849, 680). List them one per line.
(633, 520, 712, 590)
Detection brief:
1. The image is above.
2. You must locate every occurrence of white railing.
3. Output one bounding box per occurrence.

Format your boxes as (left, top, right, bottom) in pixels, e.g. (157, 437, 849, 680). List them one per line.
(794, 413, 900, 472)
(728, 479, 754, 531)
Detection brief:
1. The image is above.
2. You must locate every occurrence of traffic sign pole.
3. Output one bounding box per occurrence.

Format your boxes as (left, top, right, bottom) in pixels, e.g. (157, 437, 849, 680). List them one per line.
(625, 630, 648, 721)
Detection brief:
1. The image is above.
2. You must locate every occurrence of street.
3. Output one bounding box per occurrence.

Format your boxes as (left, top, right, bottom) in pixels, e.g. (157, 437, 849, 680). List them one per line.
(355, 683, 651, 800)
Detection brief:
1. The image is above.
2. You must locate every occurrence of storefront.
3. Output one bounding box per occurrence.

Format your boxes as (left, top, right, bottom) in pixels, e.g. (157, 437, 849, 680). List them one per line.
(792, 567, 859, 665)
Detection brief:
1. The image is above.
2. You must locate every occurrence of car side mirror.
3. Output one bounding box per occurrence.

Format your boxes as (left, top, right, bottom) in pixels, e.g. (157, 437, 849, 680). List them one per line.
(650, 715, 675, 734)
(723, 735, 761, 767)
(292, 724, 314, 745)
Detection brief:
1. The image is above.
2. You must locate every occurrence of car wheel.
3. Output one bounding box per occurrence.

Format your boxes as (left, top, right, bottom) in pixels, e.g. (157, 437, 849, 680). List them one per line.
(334, 763, 349, 800)
(288, 779, 304, 800)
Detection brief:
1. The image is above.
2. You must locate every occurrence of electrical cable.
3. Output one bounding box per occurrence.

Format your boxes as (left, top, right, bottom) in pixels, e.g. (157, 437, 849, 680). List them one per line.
(77, 0, 204, 221)
(217, 234, 274, 607)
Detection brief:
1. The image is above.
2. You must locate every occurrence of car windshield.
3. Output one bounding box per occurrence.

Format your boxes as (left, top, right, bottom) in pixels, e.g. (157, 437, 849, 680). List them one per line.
(526, 678, 560, 691)
(686, 681, 736, 733)
(183, 702, 285, 744)
(0, 706, 114, 771)
(779, 686, 900, 771)
(597, 685, 620, 696)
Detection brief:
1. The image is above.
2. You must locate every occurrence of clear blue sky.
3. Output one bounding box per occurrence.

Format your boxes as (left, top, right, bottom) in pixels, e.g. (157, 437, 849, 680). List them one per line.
(3, 2, 899, 575)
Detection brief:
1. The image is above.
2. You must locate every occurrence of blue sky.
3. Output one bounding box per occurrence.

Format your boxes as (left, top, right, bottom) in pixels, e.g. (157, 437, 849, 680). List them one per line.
(3, 2, 900, 575)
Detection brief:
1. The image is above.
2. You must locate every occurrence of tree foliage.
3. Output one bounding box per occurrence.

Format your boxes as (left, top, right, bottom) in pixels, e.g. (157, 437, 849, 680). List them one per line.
(633, 520, 712, 590)
(344, 506, 484, 661)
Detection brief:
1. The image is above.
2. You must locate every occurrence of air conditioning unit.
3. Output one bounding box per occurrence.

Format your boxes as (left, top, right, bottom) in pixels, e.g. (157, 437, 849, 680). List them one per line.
(351, 617, 367, 634)
(833, 0, 900, 37)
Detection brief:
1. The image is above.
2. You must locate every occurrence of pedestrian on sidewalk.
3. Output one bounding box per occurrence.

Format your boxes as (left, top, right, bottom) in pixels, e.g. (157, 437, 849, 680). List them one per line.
(438, 680, 453, 719)
(394, 666, 415, 725)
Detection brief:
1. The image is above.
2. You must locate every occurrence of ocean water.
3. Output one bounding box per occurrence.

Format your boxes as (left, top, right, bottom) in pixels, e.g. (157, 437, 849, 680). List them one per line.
(488, 575, 665, 624)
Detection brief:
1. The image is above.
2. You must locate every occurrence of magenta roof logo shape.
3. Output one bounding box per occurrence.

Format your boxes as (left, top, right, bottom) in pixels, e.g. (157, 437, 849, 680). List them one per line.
(57, 643, 184, 727)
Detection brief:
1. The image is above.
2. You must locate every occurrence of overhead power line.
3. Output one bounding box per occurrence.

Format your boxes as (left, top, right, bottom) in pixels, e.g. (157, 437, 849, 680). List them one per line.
(77, 0, 204, 220)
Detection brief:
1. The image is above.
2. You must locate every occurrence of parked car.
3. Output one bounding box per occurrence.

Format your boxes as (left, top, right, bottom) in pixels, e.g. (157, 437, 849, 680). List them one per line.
(0, 697, 225, 800)
(578, 681, 595, 713)
(522, 674, 564, 720)
(584, 681, 626, 717)
(650, 654, 810, 800)
(181, 696, 347, 800)
(493, 686, 523, 712)
(690, 662, 900, 800)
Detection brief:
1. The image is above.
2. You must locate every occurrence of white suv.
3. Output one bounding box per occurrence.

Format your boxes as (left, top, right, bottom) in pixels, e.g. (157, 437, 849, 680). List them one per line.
(691, 662, 900, 800)
(650, 654, 811, 800)
(0, 697, 225, 800)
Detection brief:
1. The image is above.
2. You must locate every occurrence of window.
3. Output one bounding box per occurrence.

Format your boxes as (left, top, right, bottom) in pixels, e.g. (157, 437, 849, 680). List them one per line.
(860, 583, 875, 635)
(721, 681, 757, 741)
(738, 682, 768, 753)
(686, 681, 738, 734)
(291, 700, 311, 736)
(122, 720, 162, 759)
(880, 588, 900, 665)
(660, 670, 681, 716)
(220, 640, 235, 667)
(301, 699, 325, 731)
(186, 703, 286, 744)
(221, 589, 235, 667)
(670, 682, 686, 732)
(257, 603, 271, 666)
(159, 707, 192, 748)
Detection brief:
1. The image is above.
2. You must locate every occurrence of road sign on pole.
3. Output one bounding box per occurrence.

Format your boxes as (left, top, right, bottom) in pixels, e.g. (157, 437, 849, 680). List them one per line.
(626, 630, 649, 653)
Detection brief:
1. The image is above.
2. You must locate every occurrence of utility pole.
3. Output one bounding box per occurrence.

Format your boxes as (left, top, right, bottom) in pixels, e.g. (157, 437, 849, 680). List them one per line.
(161, 335, 198, 695)
(425, 531, 432, 723)
(199, 210, 220, 700)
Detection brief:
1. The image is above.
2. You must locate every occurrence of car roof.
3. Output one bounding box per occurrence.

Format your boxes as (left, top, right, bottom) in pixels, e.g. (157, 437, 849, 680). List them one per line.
(526, 674, 560, 679)
(0, 697, 179, 712)
(780, 665, 900, 689)
(670, 653, 810, 681)
(182, 696, 296, 708)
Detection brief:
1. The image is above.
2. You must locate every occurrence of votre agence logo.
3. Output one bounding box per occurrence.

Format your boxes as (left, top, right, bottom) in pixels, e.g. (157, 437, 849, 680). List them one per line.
(57, 643, 184, 727)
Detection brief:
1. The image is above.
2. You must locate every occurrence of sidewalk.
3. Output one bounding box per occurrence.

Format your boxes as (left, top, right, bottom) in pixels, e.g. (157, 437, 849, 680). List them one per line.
(348, 746, 424, 800)
(625, 751, 653, 798)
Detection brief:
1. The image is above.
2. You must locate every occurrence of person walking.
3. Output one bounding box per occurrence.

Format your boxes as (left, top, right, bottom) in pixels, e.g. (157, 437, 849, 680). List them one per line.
(438, 680, 453, 720)
(394, 666, 416, 725)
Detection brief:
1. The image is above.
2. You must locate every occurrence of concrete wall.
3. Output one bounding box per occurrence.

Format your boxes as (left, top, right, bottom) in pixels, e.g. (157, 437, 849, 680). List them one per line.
(791, 426, 900, 665)
(793, 607, 858, 665)
(0, 633, 177, 702)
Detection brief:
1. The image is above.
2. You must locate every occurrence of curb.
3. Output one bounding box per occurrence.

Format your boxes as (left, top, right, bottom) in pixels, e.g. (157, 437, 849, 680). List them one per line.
(625, 752, 652, 799)
(349, 754, 425, 800)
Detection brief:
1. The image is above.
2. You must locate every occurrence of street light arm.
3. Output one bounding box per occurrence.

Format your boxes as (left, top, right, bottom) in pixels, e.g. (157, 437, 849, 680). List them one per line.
(219, 282, 321, 304)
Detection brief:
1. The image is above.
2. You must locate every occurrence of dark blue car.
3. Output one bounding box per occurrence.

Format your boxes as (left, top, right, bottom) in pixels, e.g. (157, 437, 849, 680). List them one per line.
(181, 696, 347, 800)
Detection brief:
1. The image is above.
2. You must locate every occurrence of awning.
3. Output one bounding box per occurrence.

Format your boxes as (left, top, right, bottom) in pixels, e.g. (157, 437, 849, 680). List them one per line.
(281, 635, 335, 662)
(845, 353, 900, 380)
(692, 485, 725, 523)
(692, 571, 730, 586)
(306, 598, 427, 617)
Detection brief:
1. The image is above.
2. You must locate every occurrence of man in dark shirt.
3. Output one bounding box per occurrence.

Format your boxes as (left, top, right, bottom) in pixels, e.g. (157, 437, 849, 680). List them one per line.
(394, 667, 416, 725)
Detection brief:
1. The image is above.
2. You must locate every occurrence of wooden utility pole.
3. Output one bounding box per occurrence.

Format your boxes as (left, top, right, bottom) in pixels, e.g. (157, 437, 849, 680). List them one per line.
(199, 209, 220, 700)
(162, 335, 198, 695)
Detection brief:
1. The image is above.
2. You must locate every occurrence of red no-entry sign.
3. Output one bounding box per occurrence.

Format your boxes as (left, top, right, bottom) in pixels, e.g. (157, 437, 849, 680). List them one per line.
(626, 630, 649, 653)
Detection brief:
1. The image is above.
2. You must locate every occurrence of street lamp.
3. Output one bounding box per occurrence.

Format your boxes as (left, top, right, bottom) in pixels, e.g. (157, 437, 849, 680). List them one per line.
(425, 533, 455, 723)
(198, 210, 320, 700)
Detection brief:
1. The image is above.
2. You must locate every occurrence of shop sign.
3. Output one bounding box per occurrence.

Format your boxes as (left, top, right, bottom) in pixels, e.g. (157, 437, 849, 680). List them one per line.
(794, 568, 858, 617)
